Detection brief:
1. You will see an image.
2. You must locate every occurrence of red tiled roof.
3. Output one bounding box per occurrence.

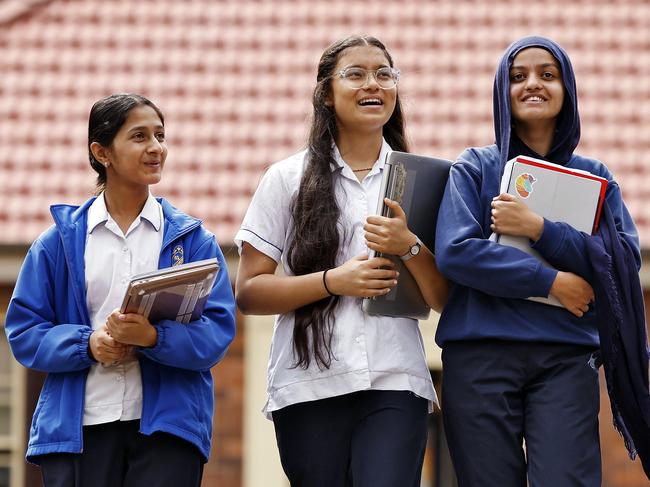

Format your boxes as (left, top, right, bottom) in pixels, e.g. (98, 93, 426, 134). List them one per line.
(1, 0, 649, 246)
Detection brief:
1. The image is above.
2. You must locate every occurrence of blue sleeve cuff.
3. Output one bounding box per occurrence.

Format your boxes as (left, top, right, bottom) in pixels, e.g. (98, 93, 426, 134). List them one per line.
(531, 218, 564, 260)
(534, 263, 558, 299)
(142, 324, 165, 356)
(79, 327, 96, 365)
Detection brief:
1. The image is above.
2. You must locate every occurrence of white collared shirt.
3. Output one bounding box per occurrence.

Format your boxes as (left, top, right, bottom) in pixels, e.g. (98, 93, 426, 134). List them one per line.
(83, 193, 164, 426)
(235, 140, 438, 418)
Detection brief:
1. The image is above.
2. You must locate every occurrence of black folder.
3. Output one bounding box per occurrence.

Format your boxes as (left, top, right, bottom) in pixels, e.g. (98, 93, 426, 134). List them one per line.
(362, 151, 452, 320)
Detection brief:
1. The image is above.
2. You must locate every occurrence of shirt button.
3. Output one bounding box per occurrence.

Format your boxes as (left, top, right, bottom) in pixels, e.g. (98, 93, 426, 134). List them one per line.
(355, 337, 361, 343)
(122, 247, 128, 253)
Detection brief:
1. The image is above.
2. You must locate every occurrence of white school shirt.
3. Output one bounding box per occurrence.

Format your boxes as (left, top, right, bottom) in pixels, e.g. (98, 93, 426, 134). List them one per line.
(235, 140, 438, 418)
(83, 193, 163, 426)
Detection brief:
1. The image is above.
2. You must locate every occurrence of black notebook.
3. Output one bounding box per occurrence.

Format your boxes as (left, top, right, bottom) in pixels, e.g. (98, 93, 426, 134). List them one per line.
(362, 151, 452, 320)
(120, 258, 219, 324)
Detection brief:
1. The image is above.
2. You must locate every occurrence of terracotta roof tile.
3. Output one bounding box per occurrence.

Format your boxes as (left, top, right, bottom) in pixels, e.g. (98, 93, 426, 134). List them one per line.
(0, 0, 649, 246)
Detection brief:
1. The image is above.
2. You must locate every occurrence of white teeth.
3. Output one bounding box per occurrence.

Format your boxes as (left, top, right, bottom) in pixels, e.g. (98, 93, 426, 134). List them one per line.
(525, 96, 544, 102)
(359, 98, 382, 106)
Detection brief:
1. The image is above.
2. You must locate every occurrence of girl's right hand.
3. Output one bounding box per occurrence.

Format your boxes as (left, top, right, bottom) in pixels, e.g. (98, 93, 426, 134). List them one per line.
(325, 253, 398, 298)
(549, 271, 594, 317)
(89, 325, 133, 366)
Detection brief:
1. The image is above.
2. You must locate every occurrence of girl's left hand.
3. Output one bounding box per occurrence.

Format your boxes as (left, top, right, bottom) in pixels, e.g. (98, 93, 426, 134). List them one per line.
(106, 310, 158, 348)
(491, 193, 544, 241)
(365, 198, 415, 256)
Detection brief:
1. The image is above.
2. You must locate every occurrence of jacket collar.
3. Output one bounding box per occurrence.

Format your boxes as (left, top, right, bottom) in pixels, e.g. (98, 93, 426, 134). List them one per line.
(50, 196, 201, 252)
(158, 198, 202, 250)
(48, 196, 203, 323)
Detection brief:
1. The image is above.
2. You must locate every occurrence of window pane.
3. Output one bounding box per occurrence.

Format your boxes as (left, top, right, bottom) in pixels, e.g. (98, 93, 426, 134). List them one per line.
(0, 451, 10, 487)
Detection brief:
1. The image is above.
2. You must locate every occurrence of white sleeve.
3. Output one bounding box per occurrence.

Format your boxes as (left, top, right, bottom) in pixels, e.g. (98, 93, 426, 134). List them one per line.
(235, 161, 296, 262)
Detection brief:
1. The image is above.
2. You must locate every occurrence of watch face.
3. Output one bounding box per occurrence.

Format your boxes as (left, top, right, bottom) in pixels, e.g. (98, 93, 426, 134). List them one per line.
(410, 243, 421, 256)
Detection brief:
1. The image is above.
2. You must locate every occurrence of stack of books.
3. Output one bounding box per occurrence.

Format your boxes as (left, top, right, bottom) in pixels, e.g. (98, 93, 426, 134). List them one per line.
(120, 258, 219, 323)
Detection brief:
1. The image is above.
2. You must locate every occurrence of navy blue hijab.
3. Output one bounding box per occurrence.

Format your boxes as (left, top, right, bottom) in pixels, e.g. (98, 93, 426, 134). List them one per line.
(493, 36, 581, 167)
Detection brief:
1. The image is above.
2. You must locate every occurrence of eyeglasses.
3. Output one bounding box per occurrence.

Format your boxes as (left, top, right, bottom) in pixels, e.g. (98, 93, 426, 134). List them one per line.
(335, 67, 400, 90)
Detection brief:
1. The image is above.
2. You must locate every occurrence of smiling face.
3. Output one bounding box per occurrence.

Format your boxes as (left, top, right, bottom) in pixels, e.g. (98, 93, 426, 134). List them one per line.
(93, 104, 167, 191)
(509, 47, 564, 129)
(327, 45, 397, 135)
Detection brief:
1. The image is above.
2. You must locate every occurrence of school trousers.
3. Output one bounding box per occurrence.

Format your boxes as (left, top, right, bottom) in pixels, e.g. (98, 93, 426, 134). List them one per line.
(441, 340, 601, 487)
(272, 389, 429, 487)
(38, 420, 204, 487)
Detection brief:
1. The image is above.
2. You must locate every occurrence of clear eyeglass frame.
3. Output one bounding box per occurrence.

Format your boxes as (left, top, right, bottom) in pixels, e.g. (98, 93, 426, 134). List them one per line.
(336, 66, 401, 89)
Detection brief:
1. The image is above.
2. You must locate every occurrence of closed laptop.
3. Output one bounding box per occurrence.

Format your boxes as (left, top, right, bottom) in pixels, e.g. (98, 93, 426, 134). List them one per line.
(362, 151, 452, 320)
(495, 156, 607, 307)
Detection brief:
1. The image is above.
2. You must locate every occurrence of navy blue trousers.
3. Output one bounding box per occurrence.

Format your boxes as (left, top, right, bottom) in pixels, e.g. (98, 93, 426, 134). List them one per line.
(272, 390, 429, 487)
(37, 420, 204, 487)
(442, 340, 601, 487)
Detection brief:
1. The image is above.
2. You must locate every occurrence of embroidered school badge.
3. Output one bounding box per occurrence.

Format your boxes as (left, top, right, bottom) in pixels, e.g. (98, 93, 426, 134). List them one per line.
(515, 173, 536, 198)
(172, 245, 184, 266)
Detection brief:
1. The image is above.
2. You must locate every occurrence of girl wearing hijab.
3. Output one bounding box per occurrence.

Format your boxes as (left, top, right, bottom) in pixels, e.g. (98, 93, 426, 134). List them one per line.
(435, 36, 640, 486)
(5, 93, 236, 487)
(235, 35, 448, 487)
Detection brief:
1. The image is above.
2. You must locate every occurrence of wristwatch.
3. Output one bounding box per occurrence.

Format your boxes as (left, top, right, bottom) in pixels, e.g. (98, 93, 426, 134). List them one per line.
(400, 236, 422, 262)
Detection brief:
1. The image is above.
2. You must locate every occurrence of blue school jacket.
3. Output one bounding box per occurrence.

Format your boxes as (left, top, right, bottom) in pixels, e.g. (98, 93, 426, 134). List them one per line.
(5, 197, 236, 462)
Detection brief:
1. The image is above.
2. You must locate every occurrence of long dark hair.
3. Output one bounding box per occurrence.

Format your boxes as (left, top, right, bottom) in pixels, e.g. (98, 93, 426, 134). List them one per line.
(88, 93, 164, 192)
(287, 35, 408, 370)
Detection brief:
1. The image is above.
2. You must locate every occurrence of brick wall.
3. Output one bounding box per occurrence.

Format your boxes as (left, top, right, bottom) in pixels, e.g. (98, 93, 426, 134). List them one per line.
(203, 313, 244, 487)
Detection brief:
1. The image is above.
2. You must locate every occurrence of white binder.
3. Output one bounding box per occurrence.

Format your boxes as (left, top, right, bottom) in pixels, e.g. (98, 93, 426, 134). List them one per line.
(493, 155, 608, 307)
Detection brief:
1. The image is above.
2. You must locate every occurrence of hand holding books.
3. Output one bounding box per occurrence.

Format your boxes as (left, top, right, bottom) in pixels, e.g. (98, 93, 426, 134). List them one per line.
(362, 151, 452, 320)
(93, 258, 221, 364)
(88, 323, 136, 366)
(492, 155, 607, 308)
(364, 198, 417, 257)
(491, 193, 544, 242)
(106, 310, 158, 348)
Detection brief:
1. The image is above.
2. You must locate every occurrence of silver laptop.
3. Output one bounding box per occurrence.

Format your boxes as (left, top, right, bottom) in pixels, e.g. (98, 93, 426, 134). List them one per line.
(362, 151, 452, 320)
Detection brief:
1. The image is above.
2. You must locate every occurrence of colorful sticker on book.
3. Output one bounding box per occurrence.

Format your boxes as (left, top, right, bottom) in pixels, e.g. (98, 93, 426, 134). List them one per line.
(515, 173, 536, 198)
(172, 245, 184, 266)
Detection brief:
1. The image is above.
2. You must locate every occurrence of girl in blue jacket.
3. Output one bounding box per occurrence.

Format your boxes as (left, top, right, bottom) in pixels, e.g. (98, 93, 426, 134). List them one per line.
(435, 36, 640, 486)
(5, 93, 236, 487)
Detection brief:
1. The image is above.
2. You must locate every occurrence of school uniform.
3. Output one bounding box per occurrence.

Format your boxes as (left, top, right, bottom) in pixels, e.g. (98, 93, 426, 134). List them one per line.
(434, 36, 641, 487)
(5, 194, 236, 487)
(235, 140, 437, 487)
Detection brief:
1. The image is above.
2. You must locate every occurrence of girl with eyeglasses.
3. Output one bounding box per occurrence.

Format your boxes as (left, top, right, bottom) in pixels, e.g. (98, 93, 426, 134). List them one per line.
(434, 36, 642, 486)
(235, 35, 448, 487)
(5, 93, 236, 487)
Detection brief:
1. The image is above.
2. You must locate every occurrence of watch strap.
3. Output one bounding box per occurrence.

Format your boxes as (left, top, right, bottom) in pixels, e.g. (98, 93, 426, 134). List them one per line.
(400, 236, 421, 262)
